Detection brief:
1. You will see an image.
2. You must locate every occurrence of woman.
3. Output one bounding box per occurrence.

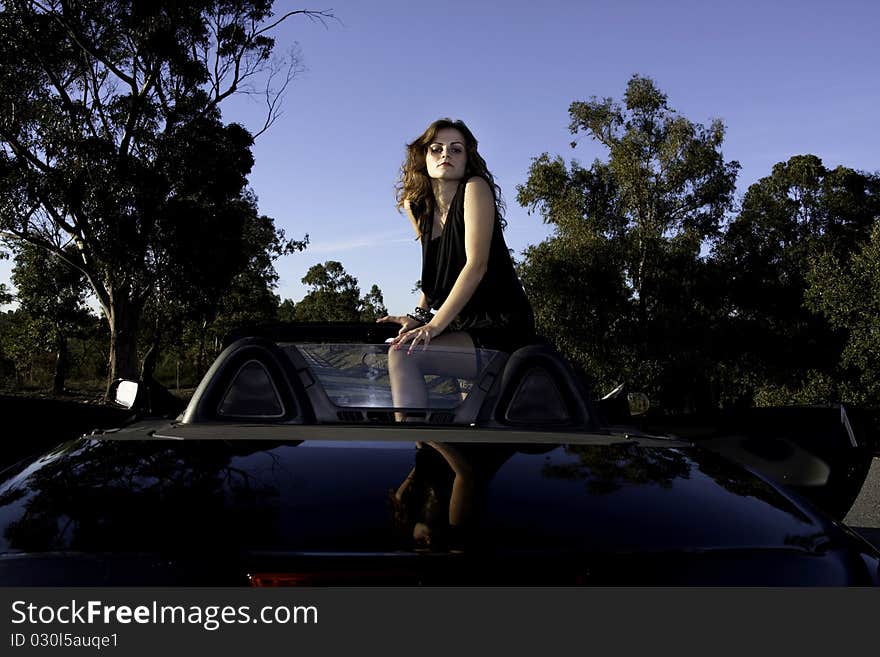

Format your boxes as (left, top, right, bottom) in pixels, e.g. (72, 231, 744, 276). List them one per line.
(378, 118, 534, 413)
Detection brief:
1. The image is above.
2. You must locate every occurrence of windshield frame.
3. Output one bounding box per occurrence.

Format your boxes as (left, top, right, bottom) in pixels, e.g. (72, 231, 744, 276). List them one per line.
(181, 334, 598, 431)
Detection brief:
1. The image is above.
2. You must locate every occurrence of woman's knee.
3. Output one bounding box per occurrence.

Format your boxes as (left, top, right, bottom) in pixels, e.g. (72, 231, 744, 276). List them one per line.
(388, 347, 419, 374)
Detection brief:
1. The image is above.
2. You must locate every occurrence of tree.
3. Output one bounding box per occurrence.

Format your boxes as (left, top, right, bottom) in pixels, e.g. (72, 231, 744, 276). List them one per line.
(360, 284, 388, 322)
(516, 234, 632, 393)
(140, 208, 307, 380)
(560, 75, 739, 306)
(291, 261, 387, 322)
(713, 155, 880, 403)
(516, 75, 739, 407)
(10, 242, 94, 394)
(805, 220, 880, 405)
(0, 249, 11, 306)
(277, 298, 297, 322)
(0, 1, 330, 392)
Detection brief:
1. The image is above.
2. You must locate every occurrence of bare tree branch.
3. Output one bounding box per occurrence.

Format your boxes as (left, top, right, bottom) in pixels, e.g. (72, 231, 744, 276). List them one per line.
(26, 41, 88, 135)
(119, 64, 159, 158)
(39, 199, 78, 237)
(252, 48, 302, 139)
(0, 129, 53, 173)
(32, 0, 136, 89)
(204, 9, 336, 128)
(85, 55, 113, 137)
(154, 70, 171, 118)
(77, 70, 100, 140)
(253, 9, 337, 38)
(211, 11, 223, 101)
(0, 225, 107, 314)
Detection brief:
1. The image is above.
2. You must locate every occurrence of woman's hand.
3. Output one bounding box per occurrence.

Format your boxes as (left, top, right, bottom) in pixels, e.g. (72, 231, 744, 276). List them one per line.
(390, 322, 442, 353)
(377, 314, 421, 334)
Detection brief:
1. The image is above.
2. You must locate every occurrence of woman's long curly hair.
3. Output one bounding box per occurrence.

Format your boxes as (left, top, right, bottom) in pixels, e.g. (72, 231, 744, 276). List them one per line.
(396, 118, 505, 238)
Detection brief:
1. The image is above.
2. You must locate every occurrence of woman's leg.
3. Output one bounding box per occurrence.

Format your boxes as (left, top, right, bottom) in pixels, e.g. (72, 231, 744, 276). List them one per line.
(387, 331, 478, 420)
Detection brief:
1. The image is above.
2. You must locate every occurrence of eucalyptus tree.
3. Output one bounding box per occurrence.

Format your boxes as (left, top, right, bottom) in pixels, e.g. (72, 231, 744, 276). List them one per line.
(806, 221, 880, 405)
(0, 1, 330, 391)
(359, 285, 388, 322)
(517, 75, 739, 405)
(291, 261, 388, 322)
(716, 155, 880, 403)
(10, 242, 94, 394)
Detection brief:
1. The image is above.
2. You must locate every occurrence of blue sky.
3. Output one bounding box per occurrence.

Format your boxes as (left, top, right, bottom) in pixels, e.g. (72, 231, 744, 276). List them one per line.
(2, 0, 879, 315)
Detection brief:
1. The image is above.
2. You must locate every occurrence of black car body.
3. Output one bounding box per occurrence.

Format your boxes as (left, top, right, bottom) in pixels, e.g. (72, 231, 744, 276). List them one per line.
(0, 323, 877, 585)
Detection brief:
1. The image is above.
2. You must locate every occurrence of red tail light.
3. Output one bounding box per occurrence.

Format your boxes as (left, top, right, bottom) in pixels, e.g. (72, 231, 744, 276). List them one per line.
(248, 570, 420, 586)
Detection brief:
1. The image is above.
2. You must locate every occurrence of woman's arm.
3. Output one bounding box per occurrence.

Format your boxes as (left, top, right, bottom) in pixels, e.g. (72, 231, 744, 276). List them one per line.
(427, 177, 494, 333)
(390, 178, 494, 350)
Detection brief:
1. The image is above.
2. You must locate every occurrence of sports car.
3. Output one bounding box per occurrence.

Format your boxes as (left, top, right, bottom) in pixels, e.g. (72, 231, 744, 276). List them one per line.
(0, 322, 877, 585)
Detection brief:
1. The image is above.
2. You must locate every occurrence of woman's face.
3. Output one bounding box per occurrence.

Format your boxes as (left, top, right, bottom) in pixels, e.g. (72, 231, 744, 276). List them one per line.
(425, 127, 467, 181)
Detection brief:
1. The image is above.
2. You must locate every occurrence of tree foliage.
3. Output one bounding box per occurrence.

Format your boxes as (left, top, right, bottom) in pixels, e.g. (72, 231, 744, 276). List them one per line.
(517, 75, 738, 406)
(0, 306, 107, 393)
(714, 155, 880, 404)
(0, 1, 328, 391)
(516, 234, 632, 392)
(0, 248, 10, 306)
(289, 261, 388, 322)
(806, 220, 880, 404)
(139, 207, 307, 379)
(10, 242, 95, 393)
(360, 285, 388, 322)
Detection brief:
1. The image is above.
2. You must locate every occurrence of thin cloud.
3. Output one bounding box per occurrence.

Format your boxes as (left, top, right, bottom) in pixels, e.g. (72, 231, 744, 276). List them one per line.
(306, 231, 414, 254)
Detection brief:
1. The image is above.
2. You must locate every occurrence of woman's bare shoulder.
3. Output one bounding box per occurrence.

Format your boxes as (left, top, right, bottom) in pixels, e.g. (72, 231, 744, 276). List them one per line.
(464, 175, 491, 191)
(464, 176, 493, 202)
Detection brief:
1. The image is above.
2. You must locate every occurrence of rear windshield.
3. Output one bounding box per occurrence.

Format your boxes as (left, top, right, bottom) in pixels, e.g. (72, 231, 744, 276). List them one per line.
(280, 343, 500, 409)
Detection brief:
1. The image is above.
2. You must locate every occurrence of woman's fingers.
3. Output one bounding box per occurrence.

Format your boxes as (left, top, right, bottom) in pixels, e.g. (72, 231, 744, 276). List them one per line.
(393, 330, 415, 347)
(406, 327, 433, 354)
(391, 328, 418, 350)
(391, 325, 438, 352)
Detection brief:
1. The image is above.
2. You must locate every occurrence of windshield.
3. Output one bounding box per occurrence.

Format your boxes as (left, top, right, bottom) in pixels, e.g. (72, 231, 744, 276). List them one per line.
(281, 343, 500, 409)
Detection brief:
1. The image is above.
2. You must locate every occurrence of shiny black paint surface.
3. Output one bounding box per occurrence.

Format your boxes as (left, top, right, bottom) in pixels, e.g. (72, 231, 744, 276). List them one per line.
(0, 434, 876, 585)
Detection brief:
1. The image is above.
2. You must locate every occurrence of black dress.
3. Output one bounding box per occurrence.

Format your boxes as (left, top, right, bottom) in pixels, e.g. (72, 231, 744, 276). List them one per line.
(418, 176, 535, 353)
